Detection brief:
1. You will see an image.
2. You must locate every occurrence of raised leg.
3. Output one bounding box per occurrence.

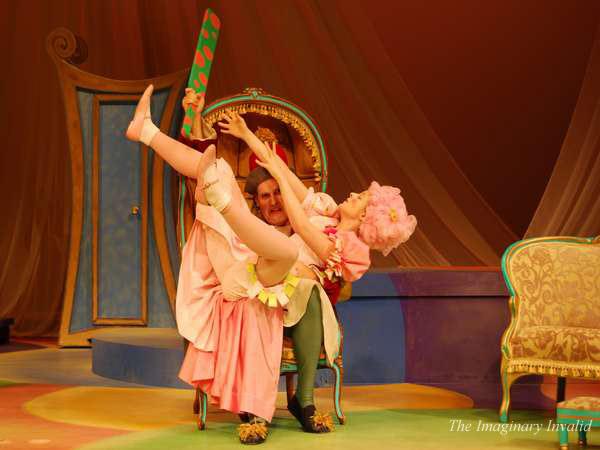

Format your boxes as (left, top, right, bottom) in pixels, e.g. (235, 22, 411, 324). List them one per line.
(126, 84, 202, 178)
(200, 149, 298, 286)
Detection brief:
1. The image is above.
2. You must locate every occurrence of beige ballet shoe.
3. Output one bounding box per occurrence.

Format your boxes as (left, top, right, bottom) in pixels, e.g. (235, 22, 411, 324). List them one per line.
(199, 147, 232, 212)
(125, 84, 154, 143)
(194, 144, 217, 205)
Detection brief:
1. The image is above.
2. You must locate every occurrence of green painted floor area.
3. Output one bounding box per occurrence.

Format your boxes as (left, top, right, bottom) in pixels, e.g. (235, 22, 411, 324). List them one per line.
(0, 379, 18, 387)
(78, 409, 590, 450)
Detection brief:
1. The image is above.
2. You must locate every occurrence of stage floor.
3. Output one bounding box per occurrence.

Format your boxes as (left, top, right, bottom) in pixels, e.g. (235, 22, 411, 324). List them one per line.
(1, 343, 597, 449)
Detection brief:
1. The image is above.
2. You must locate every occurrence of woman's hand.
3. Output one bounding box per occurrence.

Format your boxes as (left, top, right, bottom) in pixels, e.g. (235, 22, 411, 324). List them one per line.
(218, 111, 250, 139)
(255, 141, 285, 180)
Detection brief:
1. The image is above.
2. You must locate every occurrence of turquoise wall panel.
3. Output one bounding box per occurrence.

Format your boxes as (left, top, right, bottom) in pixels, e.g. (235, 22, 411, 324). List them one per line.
(98, 103, 142, 319)
(70, 88, 176, 331)
(71, 90, 93, 333)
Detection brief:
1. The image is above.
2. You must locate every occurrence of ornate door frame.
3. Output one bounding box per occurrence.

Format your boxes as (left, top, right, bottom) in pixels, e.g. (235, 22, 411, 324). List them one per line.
(48, 28, 186, 346)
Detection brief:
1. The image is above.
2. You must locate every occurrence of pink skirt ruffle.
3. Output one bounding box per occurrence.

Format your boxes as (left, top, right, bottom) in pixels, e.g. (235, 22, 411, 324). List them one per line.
(179, 294, 283, 421)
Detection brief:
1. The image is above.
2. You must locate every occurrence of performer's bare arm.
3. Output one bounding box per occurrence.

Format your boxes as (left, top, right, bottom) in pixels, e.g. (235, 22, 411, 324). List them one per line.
(218, 112, 309, 203)
(256, 146, 334, 262)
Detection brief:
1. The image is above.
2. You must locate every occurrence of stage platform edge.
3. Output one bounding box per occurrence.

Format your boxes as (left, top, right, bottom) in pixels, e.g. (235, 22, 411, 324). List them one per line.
(90, 268, 510, 394)
(91, 328, 189, 389)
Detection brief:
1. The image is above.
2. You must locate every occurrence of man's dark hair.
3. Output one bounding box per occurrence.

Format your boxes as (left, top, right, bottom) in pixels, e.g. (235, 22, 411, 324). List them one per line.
(244, 167, 274, 197)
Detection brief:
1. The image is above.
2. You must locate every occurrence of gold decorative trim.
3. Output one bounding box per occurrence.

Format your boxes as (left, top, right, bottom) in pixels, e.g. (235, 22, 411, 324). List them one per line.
(93, 318, 147, 326)
(204, 103, 322, 175)
(506, 359, 600, 379)
(141, 139, 149, 325)
(58, 328, 99, 347)
(92, 95, 100, 325)
(47, 27, 88, 65)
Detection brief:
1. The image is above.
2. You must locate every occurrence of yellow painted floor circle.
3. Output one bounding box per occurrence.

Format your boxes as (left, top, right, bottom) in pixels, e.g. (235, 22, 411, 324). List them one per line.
(25, 384, 472, 431)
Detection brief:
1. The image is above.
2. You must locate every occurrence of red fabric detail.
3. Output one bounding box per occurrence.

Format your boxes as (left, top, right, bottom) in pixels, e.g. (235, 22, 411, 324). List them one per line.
(322, 277, 341, 306)
(321, 227, 370, 283)
(323, 226, 337, 236)
(249, 143, 288, 170)
(178, 135, 216, 154)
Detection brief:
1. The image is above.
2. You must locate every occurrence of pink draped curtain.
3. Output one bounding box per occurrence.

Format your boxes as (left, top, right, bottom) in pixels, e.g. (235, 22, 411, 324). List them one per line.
(527, 25, 600, 238)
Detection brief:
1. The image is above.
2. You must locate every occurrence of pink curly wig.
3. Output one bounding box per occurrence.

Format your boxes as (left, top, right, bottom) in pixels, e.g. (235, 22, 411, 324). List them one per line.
(358, 182, 417, 256)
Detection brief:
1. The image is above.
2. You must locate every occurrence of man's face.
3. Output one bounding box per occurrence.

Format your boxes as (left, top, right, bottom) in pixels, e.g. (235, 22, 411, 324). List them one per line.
(255, 178, 288, 226)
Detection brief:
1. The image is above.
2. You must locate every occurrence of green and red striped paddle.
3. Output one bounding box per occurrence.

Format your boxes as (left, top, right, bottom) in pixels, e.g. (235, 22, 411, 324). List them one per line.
(180, 8, 221, 139)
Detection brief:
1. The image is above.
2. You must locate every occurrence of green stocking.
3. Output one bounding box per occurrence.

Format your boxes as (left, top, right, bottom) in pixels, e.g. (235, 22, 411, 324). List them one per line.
(290, 287, 323, 408)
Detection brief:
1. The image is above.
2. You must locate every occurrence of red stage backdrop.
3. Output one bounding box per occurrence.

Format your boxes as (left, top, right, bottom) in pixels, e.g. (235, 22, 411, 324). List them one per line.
(0, 0, 598, 336)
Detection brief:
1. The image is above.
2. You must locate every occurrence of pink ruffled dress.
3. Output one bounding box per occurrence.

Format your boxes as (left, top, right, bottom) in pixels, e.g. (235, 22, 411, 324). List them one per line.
(177, 179, 369, 421)
(177, 170, 284, 422)
(292, 188, 371, 303)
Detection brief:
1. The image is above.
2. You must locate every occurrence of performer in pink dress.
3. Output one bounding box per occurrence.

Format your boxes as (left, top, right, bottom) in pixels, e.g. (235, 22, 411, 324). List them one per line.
(125, 85, 417, 444)
(214, 108, 417, 297)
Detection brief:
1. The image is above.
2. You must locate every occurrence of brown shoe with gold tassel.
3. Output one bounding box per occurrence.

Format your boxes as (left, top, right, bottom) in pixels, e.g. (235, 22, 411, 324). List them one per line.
(238, 416, 268, 445)
(288, 396, 334, 433)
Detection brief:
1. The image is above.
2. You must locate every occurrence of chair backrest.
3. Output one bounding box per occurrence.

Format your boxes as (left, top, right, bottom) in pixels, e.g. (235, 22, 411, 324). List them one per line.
(204, 88, 328, 193)
(502, 236, 600, 328)
(179, 88, 329, 245)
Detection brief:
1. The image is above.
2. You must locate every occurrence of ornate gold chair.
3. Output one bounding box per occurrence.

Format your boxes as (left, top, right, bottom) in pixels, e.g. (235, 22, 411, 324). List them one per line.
(182, 88, 346, 429)
(499, 235, 600, 422)
(177, 88, 327, 243)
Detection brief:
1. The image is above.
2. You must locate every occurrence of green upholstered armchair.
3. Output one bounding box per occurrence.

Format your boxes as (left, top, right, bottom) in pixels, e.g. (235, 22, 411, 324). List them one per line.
(499, 236, 600, 422)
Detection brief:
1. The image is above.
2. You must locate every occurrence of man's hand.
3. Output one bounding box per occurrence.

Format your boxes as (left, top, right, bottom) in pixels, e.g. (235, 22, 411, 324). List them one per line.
(182, 88, 205, 112)
(182, 88, 206, 139)
(218, 111, 250, 139)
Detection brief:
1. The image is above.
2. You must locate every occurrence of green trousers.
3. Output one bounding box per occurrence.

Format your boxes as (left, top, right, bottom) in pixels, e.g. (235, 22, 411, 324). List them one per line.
(284, 287, 324, 408)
